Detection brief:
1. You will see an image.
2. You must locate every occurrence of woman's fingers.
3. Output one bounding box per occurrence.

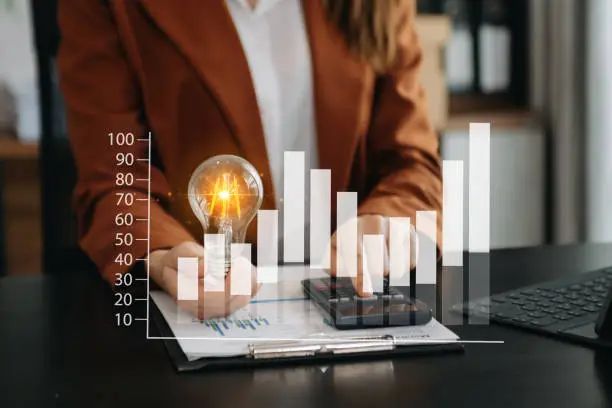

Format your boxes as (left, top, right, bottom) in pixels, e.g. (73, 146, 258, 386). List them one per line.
(331, 214, 390, 296)
(155, 242, 262, 320)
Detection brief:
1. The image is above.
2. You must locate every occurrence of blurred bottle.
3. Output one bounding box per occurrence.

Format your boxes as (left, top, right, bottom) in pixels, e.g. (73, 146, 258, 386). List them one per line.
(0, 81, 17, 138)
(479, 0, 512, 94)
(444, 0, 475, 94)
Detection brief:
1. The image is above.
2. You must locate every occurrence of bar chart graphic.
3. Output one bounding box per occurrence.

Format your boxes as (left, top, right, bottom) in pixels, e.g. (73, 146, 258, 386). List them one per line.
(132, 122, 492, 337)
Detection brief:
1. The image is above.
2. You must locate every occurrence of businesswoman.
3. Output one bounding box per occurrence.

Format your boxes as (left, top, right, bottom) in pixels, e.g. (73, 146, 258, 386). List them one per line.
(58, 0, 442, 319)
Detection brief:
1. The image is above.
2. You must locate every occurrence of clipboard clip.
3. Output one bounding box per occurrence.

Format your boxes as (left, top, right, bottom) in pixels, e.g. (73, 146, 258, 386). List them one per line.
(248, 337, 396, 360)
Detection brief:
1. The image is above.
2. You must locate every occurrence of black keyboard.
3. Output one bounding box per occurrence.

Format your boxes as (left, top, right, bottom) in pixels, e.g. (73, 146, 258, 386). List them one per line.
(455, 266, 612, 345)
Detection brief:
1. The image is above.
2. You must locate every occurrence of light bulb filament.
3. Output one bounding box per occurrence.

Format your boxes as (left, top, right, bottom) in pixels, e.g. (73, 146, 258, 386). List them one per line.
(208, 173, 242, 218)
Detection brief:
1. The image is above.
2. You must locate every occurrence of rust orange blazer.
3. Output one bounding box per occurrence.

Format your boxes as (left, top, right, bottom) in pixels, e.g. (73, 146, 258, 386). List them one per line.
(58, 0, 443, 284)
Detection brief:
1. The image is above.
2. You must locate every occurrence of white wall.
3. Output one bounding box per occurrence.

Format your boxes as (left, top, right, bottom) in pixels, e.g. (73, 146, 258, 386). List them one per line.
(0, 0, 39, 141)
(586, 0, 612, 243)
(442, 124, 545, 249)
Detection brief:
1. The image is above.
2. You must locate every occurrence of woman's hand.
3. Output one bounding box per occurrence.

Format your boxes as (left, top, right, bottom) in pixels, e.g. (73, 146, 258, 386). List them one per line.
(329, 215, 417, 297)
(147, 242, 260, 320)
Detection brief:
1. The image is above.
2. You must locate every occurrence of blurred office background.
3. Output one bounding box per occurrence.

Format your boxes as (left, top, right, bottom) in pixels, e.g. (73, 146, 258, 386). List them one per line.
(0, 0, 611, 276)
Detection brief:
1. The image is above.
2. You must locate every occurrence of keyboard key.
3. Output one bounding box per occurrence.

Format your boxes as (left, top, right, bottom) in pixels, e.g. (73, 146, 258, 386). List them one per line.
(511, 299, 527, 306)
(571, 300, 587, 307)
(553, 314, 572, 321)
(568, 310, 586, 317)
(551, 297, 567, 304)
(583, 305, 599, 313)
(594, 286, 608, 293)
(512, 317, 529, 324)
(565, 292, 580, 300)
(569, 284, 583, 291)
(507, 293, 522, 299)
(521, 304, 538, 311)
(491, 296, 507, 304)
(583, 281, 596, 288)
(557, 304, 571, 311)
(529, 318, 557, 327)
(527, 311, 547, 319)
(540, 292, 556, 299)
(537, 301, 552, 308)
(555, 288, 569, 294)
(521, 289, 539, 296)
(586, 296, 602, 303)
(542, 307, 560, 314)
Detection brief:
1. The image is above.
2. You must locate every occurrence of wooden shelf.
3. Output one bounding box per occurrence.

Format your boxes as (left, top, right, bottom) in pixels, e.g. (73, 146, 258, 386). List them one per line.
(445, 108, 541, 132)
(0, 135, 39, 160)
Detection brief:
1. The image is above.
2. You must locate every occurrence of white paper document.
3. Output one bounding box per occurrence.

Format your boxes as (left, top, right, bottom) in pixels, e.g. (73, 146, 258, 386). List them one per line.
(150, 266, 459, 361)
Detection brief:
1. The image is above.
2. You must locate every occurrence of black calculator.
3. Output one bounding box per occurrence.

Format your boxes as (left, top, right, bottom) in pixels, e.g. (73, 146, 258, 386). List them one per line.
(302, 277, 432, 329)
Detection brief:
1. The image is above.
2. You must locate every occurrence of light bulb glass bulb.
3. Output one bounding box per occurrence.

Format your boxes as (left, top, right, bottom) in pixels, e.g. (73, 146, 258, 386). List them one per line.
(188, 155, 263, 272)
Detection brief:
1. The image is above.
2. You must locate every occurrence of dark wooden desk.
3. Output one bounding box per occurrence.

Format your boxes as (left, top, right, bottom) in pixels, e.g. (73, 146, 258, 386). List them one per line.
(2, 244, 612, 408)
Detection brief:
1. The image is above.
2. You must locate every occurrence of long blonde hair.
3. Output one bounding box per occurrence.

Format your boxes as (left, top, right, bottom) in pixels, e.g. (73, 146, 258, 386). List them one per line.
(322, 0, 406, 73)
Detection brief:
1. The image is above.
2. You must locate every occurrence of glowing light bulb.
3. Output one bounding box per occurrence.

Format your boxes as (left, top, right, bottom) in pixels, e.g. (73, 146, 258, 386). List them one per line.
(188, 155, 263, 273)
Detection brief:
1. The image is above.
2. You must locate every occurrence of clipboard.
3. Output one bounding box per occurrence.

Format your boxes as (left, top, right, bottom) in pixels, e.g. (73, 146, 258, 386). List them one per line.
(151, 301, 465, 372)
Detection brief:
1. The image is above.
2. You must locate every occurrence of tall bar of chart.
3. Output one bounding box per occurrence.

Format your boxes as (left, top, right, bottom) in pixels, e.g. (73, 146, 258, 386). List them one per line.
(310, 169, 331, 269)
(177, 257, 198, 301)
(204, 234, 226, 292)
(362, 234, 385, 294)
(230, 243, 252, 296)
(416, 211, 438, 312)
(468, 123, 491, 324)
(389, 217, 412, 287)
(257, 210, 279, 284)
(442, 160, 464, 324)
(283, 151, 305, 263)
(336, 192, 358, 279)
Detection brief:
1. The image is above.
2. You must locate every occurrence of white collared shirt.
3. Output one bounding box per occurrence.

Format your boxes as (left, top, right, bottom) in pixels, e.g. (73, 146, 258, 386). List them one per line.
(225, 0, 319, 205)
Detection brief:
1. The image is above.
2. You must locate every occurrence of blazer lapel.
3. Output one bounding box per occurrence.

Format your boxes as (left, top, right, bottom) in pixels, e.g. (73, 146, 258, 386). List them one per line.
(138, 0, 276, 208)
(302, 0, 372, 195)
